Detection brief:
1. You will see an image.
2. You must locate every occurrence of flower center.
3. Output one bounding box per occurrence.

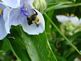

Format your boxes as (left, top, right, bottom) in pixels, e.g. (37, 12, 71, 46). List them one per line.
(20, 6, 28, 16)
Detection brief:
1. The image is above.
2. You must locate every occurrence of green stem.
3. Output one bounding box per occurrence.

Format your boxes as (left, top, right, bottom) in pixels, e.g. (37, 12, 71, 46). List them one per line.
(44, 13, 81, 55)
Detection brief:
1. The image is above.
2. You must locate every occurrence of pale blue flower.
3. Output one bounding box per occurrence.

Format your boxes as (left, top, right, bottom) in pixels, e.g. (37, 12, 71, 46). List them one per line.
(0, 3, 8, 40)
(3, 0, 45, 35)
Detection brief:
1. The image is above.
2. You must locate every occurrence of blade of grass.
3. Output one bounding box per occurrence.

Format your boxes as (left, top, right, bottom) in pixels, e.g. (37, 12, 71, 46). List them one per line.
(48, 1, 72, 6)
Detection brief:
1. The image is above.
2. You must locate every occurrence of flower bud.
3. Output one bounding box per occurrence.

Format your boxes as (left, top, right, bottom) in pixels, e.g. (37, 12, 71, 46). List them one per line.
(33, 0, 47, 12)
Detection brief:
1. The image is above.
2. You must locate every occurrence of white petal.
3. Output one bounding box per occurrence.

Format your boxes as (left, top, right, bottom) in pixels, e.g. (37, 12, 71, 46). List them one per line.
(56, 15, 69, 23)
(23, 0, 34, 8)
(8, 8, 22, 26)
(24, 0, 34, 5)
(79, 18, 81, 24)
(0, 16, 7, 40)
(2, 0, 20, 8)
(0, 2, 5, 9)
(3, 8, 27, 34)
(69, 16, 79, 25)
(3, 7, 12, 33)
(74, 58, 81, 61)
(21, 9, 45, 35)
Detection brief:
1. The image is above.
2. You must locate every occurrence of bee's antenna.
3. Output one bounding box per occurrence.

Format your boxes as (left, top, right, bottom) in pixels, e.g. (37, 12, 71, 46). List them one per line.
(32, 9, 38, 15)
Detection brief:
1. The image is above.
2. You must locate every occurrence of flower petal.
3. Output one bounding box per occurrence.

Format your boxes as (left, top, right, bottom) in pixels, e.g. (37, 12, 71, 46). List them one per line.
(56, 15, 69, 23)
(23, 0, 34, 8)
(0, 2, 5, 9)
(24, 0, 34, 5)
(79, 18, 81, 24)
(0, 16, 7, 40)
(8, 8, 22, 26)
(3, 8, 26, 33)
(69, 16, 79, 25)
(3, 7, 12, 33)
(2, 0, 20, 8)
(21, 9, 45, 35)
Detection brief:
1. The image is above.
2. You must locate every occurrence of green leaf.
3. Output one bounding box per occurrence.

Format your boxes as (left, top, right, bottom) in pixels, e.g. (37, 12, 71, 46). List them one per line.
(7, 27, 31, 61)
(21, 29, 57, 61)
(7, 26, 57, 61)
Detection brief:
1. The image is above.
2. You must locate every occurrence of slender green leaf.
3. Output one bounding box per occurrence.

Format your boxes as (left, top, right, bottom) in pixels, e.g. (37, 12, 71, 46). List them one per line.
(21, 29, 57, 61)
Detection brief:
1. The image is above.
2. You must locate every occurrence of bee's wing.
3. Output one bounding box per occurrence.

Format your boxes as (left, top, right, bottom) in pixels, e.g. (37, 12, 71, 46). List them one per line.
(56, 15, 69, 23)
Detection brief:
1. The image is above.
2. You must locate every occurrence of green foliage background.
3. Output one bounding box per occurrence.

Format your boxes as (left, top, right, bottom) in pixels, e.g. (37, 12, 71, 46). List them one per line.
(1, 0, 81, 61)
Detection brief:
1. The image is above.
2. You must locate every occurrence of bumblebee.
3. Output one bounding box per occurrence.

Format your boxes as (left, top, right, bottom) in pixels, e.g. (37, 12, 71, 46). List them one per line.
(27, 9, 40, 27)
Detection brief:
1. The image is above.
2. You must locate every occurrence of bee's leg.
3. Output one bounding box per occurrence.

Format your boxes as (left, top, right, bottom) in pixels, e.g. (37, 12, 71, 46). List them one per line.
(28, 20, 32, 25)
(27, 17, 32, 25)
(36, 24, 39, 27)
(35, 22, 39, 27)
